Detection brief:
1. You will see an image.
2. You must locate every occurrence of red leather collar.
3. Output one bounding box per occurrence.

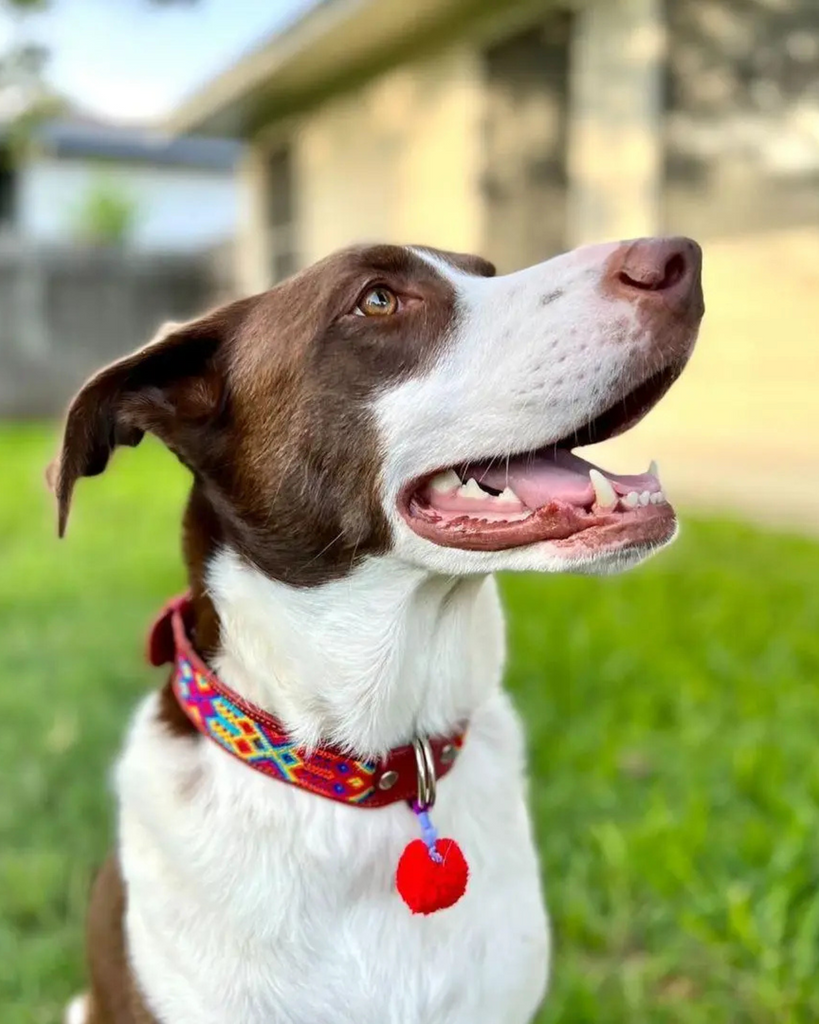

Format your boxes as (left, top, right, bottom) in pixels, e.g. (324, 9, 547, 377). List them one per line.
(148, 595, 466, 809)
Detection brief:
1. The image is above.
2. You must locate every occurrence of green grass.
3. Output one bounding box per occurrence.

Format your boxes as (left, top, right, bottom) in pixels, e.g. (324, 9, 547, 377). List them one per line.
(2, 422, 818, 1024)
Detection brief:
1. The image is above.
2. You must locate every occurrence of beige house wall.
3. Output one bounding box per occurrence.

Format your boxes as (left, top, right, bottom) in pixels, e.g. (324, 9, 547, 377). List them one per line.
(298, 47, 485, 263)
(566, 0, 665, 246)
(238, 0, 668, 286)
(236, 45, 485, 291)
(234, 0, 816, 531)
(235, 145, 273, 296)
(594, 229, 819, 535)
(591, 0, 819, 532)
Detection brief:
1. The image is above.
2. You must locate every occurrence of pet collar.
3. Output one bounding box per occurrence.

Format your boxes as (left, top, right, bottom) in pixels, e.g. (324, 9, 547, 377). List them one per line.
(148, 594, 470, 914)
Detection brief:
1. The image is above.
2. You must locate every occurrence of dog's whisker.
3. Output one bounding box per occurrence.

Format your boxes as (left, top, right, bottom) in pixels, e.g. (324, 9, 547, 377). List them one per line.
(296, 531, 345, 575)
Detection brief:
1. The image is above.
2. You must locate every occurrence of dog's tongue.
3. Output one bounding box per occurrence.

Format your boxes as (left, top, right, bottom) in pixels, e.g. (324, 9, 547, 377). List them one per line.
(471, 449, 659, 509)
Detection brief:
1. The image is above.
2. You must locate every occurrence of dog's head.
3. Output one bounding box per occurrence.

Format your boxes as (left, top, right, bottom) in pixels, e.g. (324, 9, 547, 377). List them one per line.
(52, 239, 703, 583)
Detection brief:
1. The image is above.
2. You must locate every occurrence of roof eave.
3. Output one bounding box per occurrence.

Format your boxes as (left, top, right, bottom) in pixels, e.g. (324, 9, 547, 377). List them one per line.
(166, 0, 374, 138)
(166, 0, 495, 139)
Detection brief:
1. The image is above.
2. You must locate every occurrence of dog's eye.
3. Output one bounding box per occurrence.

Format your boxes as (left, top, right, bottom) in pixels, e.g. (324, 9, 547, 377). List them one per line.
(355, 287, 399, 317)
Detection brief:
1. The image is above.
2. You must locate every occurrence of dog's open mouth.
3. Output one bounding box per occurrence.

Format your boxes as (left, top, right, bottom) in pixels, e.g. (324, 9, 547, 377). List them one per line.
(399, 364, 683, 554)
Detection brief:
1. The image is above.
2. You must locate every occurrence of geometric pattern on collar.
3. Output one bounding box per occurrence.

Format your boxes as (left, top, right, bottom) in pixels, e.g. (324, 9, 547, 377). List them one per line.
(147, 594, 466, 809)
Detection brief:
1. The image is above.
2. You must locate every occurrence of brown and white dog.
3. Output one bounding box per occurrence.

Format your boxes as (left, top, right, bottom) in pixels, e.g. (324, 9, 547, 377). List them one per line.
(55, 237, 703, 1024)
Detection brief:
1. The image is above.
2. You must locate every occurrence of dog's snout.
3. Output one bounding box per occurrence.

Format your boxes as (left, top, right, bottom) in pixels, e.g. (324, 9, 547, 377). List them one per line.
(608, 237, 703, 316)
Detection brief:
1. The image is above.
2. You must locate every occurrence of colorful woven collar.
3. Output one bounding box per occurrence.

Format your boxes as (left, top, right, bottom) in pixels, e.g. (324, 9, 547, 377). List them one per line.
(147, 594, 467, 811)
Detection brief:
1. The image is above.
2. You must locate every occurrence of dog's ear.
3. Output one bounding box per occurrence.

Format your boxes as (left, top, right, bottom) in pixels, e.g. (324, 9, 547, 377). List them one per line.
(50, 297, 255, 537)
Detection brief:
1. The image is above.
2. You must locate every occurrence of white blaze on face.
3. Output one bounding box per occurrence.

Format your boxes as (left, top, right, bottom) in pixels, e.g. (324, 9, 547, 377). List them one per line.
(373, 244, 670, 576)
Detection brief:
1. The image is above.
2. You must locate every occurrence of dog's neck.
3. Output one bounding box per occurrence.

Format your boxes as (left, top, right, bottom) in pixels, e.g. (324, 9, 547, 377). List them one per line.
(196, 547, 505, 757)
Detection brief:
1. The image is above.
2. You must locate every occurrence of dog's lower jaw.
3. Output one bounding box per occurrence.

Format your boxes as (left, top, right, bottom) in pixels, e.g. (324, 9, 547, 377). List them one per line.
(387, 508, 678, 580)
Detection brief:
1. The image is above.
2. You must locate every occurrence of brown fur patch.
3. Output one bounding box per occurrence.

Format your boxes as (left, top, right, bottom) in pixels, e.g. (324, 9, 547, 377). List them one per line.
(84, 855, 160, 1024)
(53, 244, 497, 739)
(55, 245, 497, 1008)
(53, 246, 495, 588)
(156, 678, 196, 739)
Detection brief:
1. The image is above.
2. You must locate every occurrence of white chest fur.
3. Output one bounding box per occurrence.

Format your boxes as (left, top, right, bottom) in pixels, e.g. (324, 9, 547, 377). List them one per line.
(115, 556, 550, 1024)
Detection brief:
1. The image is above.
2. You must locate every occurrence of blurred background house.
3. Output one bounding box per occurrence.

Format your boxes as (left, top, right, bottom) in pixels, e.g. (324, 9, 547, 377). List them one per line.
(169, 0, 819, 534)
(0, 107, 240, 417)
(0, 114, 239, 252)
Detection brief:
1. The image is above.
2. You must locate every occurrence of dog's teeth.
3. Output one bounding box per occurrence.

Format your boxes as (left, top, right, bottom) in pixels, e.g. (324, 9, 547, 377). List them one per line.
(458, 478, 486, 500)
(589, 469, 617, 508)
(429, 470, 461, 493)
(648, 459, 659, 479)
(623, 491, 640, 507)
(649, 491, 664, 504)
(496, 486, 520, 505)
(639, 491, 651, 506)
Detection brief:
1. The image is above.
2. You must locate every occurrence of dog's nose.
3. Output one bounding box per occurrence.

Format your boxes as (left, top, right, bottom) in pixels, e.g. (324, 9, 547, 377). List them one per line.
(608, 237, 703, 317)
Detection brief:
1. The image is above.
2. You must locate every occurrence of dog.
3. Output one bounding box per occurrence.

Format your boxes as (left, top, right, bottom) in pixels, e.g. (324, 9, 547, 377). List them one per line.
(55, 237, 703, 1024)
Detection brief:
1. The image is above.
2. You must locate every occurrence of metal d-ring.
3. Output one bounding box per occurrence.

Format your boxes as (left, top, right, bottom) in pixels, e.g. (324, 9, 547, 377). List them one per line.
(412, 736, 437, 810)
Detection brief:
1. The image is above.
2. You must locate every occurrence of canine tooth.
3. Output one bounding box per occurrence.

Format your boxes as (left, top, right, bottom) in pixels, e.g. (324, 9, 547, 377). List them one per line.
(458, 478, 486, 500)
(649, 460, 659, 478)
(589, 469, 617, 508)
(639, 491, 651, 506)
(623, 491, 640, 507)
(430, 470, 461, 493)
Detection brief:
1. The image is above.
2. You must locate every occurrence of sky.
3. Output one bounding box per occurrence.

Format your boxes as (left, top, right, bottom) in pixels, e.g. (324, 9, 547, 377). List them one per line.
(0, 0, 315, 125)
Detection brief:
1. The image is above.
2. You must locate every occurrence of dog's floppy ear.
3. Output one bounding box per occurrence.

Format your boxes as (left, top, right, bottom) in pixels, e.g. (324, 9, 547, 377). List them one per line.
(50, 297, 255, 537)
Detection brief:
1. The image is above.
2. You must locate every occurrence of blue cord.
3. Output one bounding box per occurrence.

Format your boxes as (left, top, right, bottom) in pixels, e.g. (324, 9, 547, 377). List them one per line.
(412, 803, 443, 864)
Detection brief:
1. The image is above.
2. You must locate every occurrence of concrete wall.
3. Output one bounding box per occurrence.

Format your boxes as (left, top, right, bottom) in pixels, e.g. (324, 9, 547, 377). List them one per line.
(0, 242, 216, 418)
(18, 157, 239, 253)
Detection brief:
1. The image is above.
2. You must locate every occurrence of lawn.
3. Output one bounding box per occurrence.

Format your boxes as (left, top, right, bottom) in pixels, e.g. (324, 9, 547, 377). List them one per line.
(2, 422, 819, 1024)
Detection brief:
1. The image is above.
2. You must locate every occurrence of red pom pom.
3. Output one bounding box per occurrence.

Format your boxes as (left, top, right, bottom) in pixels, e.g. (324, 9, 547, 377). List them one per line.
(395, 838, 469, 915)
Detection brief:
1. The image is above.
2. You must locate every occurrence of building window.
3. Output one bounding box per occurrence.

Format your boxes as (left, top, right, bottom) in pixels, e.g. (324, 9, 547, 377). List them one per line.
(481, 15, 572, 272)
(267, 143, 297, 282)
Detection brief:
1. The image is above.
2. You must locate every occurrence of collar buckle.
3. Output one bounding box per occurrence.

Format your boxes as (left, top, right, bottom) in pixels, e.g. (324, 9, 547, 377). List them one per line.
(412, 736, 437, 810)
